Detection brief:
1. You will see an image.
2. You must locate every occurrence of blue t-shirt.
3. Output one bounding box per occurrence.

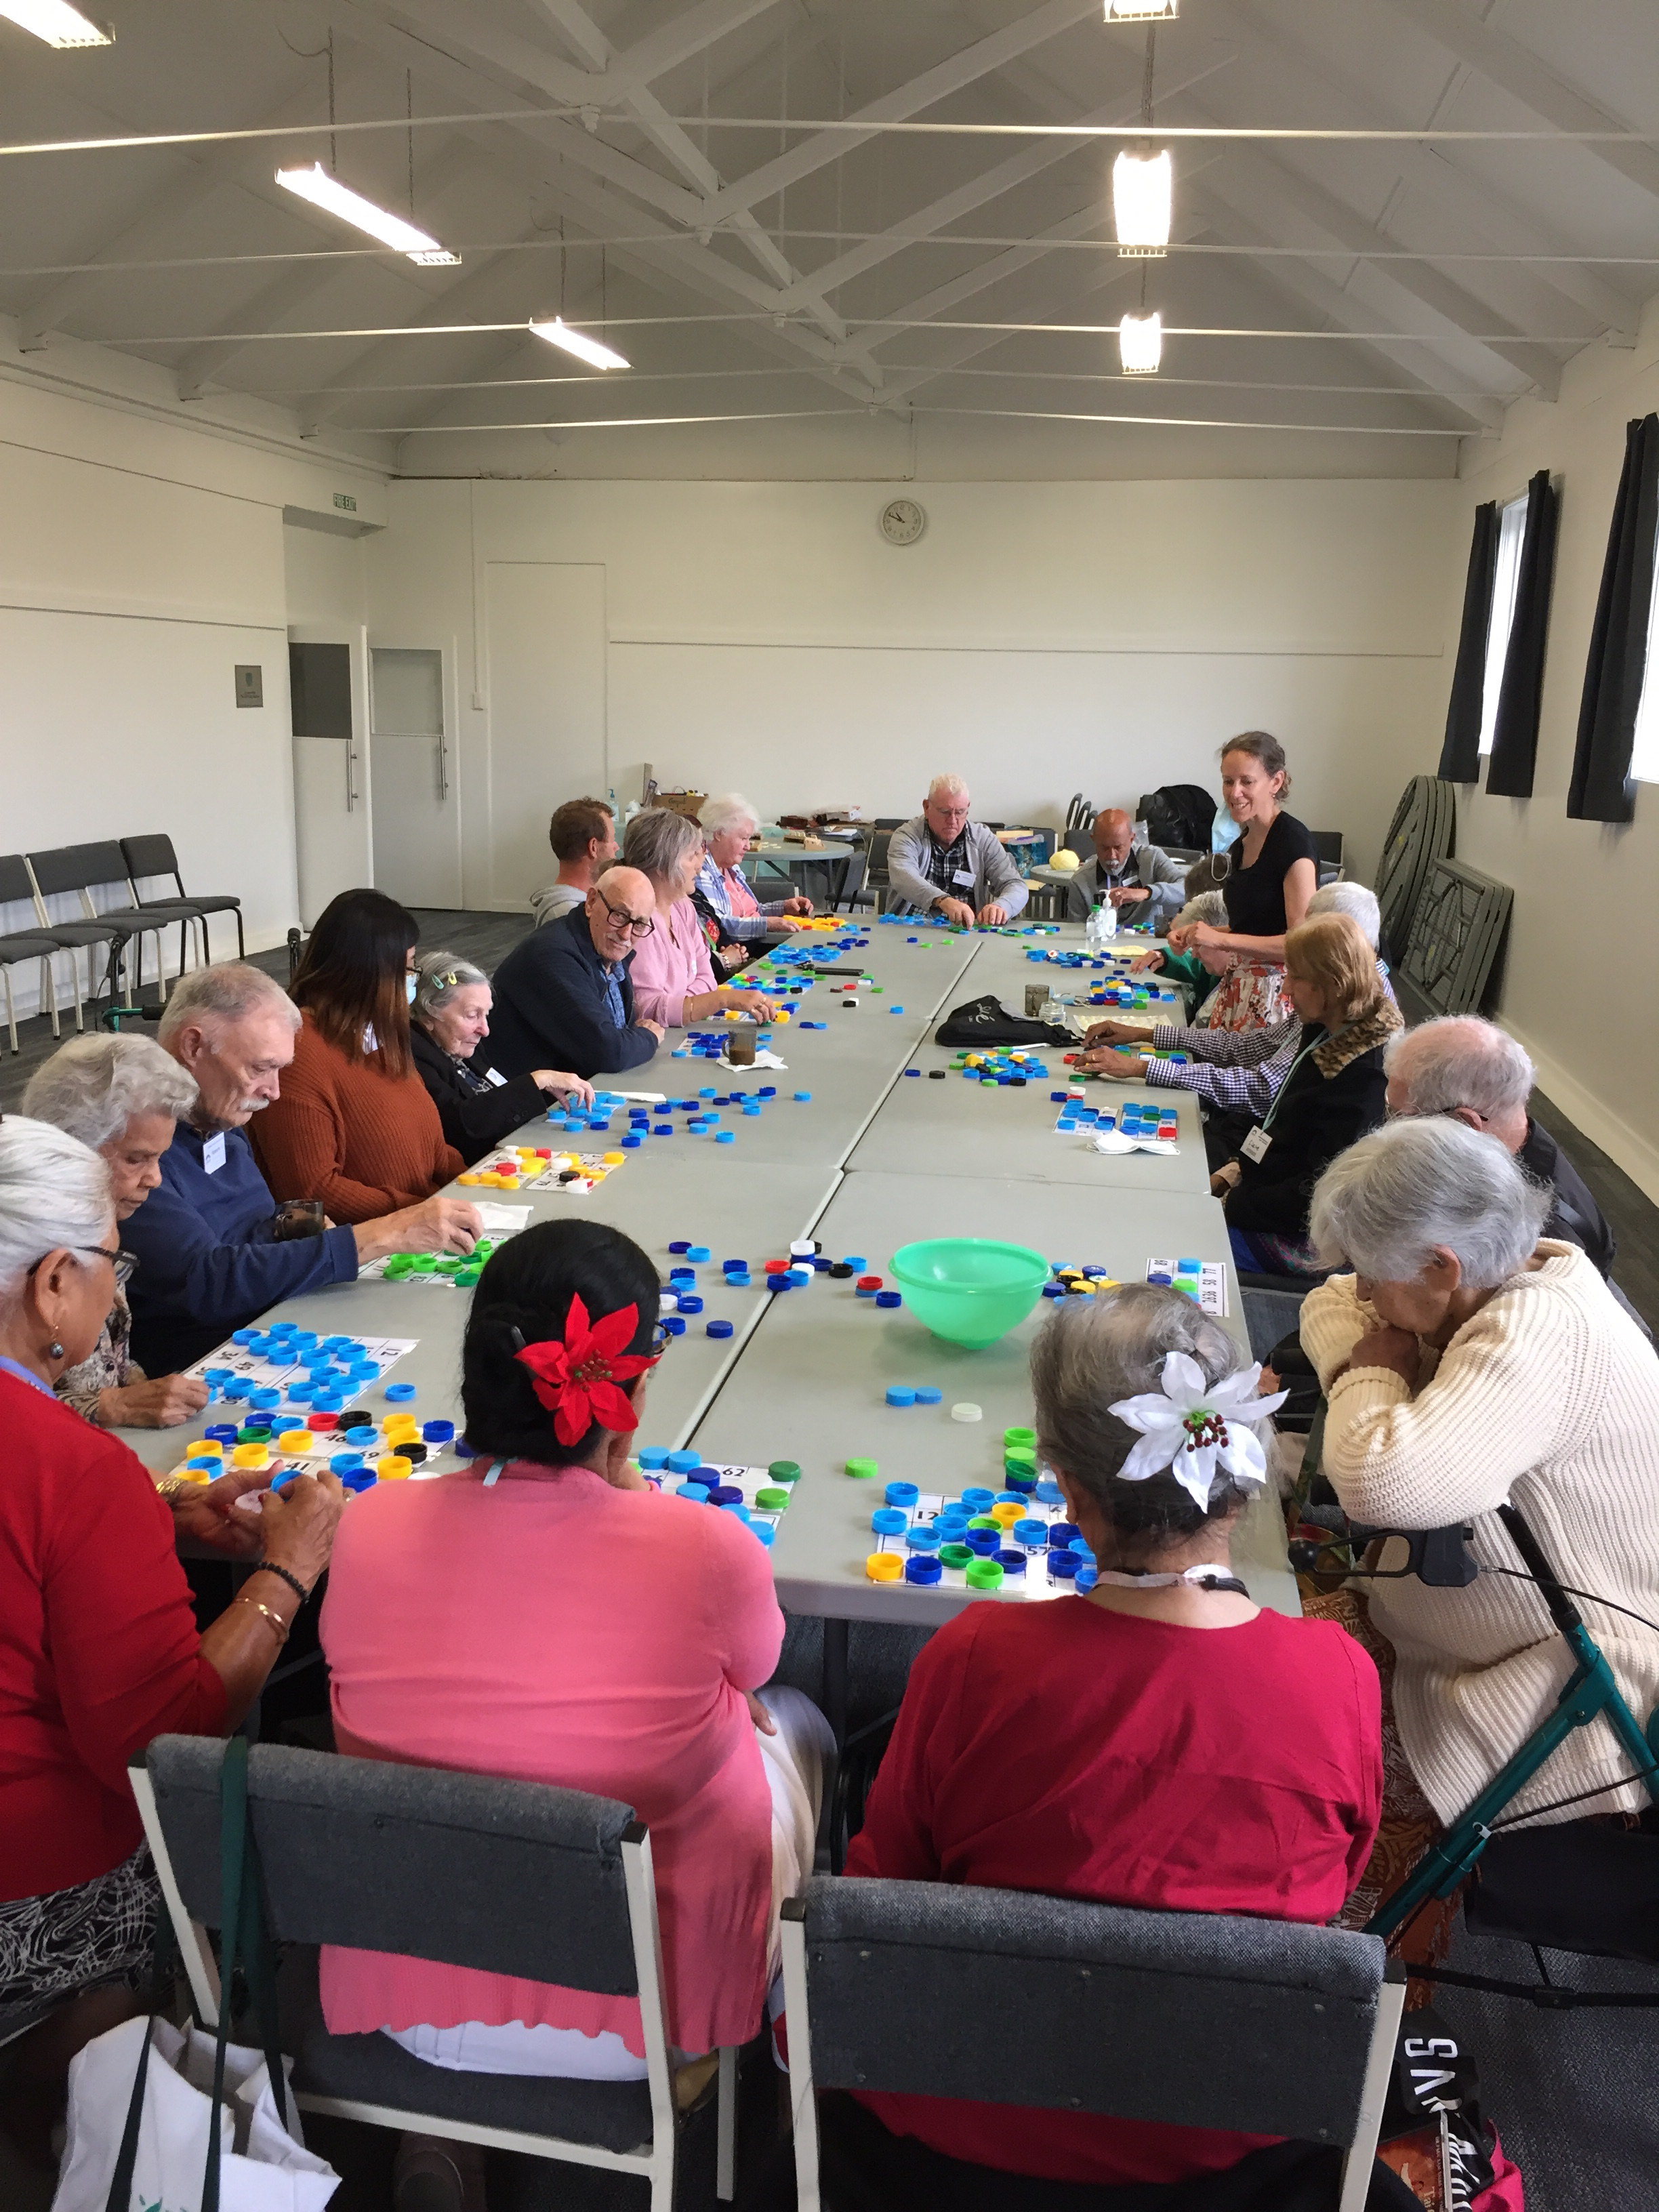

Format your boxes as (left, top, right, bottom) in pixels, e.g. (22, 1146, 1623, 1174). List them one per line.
(123, 1123, 359, 1375)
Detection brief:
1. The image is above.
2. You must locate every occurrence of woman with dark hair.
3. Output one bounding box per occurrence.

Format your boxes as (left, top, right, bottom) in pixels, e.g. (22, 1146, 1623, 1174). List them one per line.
(1168, 732, 1318, 981)
(836, 1284, 1381, 2198)
(249, 888, 464, 1225)
(319, 1218, 830, 2209)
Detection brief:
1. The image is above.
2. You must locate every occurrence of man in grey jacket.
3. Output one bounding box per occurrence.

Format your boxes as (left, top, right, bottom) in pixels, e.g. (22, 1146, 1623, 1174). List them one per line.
(886, 775, 1029, 925)
(1065, 808, 1185, 929)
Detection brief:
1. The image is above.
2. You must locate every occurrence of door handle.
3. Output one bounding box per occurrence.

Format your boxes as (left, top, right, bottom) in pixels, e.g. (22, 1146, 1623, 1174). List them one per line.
(437, 735, 449, 801)
(346, 745, 359, 811)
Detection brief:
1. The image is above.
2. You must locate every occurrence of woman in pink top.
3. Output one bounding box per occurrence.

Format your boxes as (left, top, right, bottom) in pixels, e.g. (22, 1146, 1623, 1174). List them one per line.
(621, 808, 779, 1029)
(320, 1218, 830, 2204)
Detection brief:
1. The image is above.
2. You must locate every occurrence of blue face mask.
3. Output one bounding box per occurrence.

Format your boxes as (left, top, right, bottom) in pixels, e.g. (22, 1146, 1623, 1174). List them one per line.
(1210, 811, 1243, 856)
(405, 972, 418, 1004)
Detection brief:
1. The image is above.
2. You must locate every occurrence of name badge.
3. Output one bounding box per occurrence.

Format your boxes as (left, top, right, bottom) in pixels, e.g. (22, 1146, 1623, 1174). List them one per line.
(483, 1067, 507, 1088)
(952, 868, 976, 887)
(1240, 1125, 1273, 1164)
(202, 1132, 227, 1174)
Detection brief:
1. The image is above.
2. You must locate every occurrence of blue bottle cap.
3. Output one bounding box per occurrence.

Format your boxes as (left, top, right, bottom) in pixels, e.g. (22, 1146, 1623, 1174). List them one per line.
(251, 1387, 281, 1409)
(1048, 1551, 1082, 1583)
(794, 1090, 812, 1102)
(758, 1086, 777, 1098)
(668, 1239, 691, 1254)
(653, 1123, 674, 1136)
(1013, 1519, 1050, 1549)
(875, 1291, 902, 1308)
(638, 1447, 670, 1470)
(884, 1480, 919, 1507)
(678, 1294, 705, 1314)
(203, 1366, 234, 1387)
(422, 1420, 455, 1443)
(708, 1483, 745, 1509)
(996, 1549, 1027, 1576)
(706, 1318, 734, 1338)
(662, 1315, 686, 1335)
(1034, 1478, 1065, 1507)
(905, 1526, 942, 1553)
(842, 1256, 867, 1271)
(1076, 1564, 1099, 1591)
(345, 1426, 378, 1447)
(905, 1555, 943, 1585)
(1048, 1521, 1082, 1549)
(719, 1501, 750, 1521)
(966, 1528, 1001, 1557)
(905, 1067, 920, 1076)
(330, 1452, 365, 1475)
(722, 1258, 747, 1272)
(960, 1487, 996, 1511)
(670, 1265, 695, 1281)
(872, 1508, 908, 1536)
(688, 1245, 712, 1261)
(676, 1481, 712, 1502)
(885, 1386, 916, 1406)
(914, 1387, 942, 1404)
(621, 1135, 642, 1148)
(385, 1382, 416, 1402)
(667, 1448, 701, 1473)
(205, 1424, 239, 1444)
(889, 1006, 904, 1015)
(766, 1275, 792, 1292)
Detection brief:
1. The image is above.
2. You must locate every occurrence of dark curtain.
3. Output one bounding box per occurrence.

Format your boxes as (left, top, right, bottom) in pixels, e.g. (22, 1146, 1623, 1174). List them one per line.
(1437, 501, 1498, 783)
(1486, 468, 1559, 798)
(1568, 412, 1659, 824)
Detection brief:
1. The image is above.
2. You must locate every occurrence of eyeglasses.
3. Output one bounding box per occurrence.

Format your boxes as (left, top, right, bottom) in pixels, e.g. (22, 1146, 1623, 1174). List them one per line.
(593, 886, 655, 939)
(28, 1244, 137, 1289)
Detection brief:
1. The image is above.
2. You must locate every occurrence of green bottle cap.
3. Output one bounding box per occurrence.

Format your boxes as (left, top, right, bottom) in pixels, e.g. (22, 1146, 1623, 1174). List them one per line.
(966, 1559, 1004, 1591)
(754, 1487, 790, 1511)
(768, 1460, 802, 1483)
(966, 1515, 1000, 1532)
(846, 1456, 880, 1479)
(1003, 1425, 1037, 1448)
(939, 1542, 973, 1570)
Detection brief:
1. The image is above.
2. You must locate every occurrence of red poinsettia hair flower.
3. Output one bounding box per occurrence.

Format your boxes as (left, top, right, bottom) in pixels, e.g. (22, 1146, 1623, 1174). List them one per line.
(514, 1294, 660, 1447)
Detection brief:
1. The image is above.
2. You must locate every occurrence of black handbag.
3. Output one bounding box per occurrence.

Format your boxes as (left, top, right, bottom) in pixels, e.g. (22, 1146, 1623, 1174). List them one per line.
(934, 994, 1076, 1050)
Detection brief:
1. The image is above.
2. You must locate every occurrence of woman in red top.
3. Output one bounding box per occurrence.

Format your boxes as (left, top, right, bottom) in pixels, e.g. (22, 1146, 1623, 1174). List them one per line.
(842, 1283, 1382, 2196)
(251, 888, 466, 1225)
(0, 1116, 342, 2167)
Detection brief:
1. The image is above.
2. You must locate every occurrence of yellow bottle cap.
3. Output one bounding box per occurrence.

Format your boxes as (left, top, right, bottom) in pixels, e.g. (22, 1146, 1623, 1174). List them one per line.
(602, 1151, 625, 1166)
(384, 1418, 419, 1440)
(991, 1501, 1025, 1528)
(457, 1172, 480, 1185)
(276, 1430, 314, 1454)
(865, 1552, 904, 1583)
(232, 1443, 268, 1470)
(191, 1439, 224, 1458)
(377, 1455, 412, 1479)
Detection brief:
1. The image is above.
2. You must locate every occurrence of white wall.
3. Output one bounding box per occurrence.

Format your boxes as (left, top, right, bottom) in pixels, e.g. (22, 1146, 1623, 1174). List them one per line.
(0, 357, 386, 1012)
(1443, 307, 1659, 1202)
(367, 474, 1461, 914)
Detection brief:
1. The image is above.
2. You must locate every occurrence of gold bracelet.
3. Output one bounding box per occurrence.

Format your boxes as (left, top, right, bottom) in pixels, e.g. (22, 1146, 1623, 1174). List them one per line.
(154, 1474, 188, 1501)
(236, 1596, 291, 1647)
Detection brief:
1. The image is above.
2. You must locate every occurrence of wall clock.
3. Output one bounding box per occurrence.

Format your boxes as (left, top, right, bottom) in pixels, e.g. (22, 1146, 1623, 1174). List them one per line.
(879, 497, 926, 546)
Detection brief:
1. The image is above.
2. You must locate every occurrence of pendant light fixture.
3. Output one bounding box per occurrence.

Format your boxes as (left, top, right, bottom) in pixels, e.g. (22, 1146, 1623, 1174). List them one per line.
(276, 163, 459, 264)
(1113, 22, 1171, 258)
(529, 319, 631, 370)
(0, 0, 111, 43)
(1118, 310, 1163, 374)
(1105, 1, 1176, 18)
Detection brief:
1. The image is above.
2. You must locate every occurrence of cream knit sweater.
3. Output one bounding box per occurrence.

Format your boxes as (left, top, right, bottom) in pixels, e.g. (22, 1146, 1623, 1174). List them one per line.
(1302, 1244, 1659, 1827)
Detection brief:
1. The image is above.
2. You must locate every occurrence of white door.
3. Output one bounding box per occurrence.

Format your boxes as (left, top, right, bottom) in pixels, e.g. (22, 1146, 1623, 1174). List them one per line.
(483, 563, 606, 910)
(289, 621, 372, 924)
(369, 644, 462, 908)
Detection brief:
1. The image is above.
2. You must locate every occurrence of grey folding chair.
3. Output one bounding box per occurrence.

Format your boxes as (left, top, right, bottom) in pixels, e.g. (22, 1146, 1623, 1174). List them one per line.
(780, 1877, 1404, 2212)
(25, 842, 156, 1007)
(132, 1737, 741, 2211)
(0, 852, 68, 1052)
(121, 832, 245, 964)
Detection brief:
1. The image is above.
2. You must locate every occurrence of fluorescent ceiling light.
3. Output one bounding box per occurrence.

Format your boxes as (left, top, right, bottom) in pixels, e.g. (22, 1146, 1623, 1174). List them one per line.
(1119, 311, 1162, 374)
(1105, 0, 1176, 17)
(275, 163, 460, 265)
(0, 0, 111, 45)
(529, 318, 631, 371)
(1113, 148, 1172, 257)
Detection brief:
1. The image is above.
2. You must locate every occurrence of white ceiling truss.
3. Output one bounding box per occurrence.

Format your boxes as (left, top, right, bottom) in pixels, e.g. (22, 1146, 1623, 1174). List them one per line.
(0, 0, 1652, 473)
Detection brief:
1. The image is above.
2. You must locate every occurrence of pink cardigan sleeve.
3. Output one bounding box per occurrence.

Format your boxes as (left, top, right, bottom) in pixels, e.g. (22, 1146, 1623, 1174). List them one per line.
(629, 898, 717, 1029)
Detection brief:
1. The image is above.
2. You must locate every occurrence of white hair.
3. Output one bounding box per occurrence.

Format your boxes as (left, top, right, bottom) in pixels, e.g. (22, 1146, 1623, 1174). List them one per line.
(157, 962, 299, 1046)
(1383, 1016, 1535, 1122)
(0, 1115, 113, 1300)
(1307, 880, 1381, 951)
(927, 775, 970, 802)
(699, 793, 760, 838)
(1173, 890, 1229, 932)
(23, 1033, 197, 1151)
(1309, 1118, 1550, 1288)
(412, 949, 489, 1023)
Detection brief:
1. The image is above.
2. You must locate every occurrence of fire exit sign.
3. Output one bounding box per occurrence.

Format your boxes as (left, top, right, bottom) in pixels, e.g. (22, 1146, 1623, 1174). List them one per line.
(333, 492, 358, 512)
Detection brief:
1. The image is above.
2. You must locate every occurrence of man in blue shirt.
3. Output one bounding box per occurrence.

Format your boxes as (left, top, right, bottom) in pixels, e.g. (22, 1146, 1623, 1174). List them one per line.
(487, 866, 665, 1082)
(125, 964, 480, 1374)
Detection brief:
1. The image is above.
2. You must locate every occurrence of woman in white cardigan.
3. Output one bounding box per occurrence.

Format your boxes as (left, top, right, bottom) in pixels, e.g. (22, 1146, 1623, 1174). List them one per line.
(1302, 1117, 1659, 1853)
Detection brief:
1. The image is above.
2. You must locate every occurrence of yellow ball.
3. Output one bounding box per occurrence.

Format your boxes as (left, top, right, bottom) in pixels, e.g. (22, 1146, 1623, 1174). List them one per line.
(1048, 848, 1080, 874)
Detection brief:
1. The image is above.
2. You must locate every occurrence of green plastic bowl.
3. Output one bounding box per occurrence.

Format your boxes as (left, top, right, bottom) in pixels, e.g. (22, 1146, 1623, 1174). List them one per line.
(889, 1238, 1050, 1349)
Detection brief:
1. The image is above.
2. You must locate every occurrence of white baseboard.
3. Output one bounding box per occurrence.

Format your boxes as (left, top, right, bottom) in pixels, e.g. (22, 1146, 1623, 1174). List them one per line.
(1500, 1015, 1659, 1210)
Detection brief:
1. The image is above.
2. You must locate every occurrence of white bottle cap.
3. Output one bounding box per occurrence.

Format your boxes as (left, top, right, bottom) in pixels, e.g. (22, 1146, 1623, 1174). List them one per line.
(949, 1402, 983, 1424)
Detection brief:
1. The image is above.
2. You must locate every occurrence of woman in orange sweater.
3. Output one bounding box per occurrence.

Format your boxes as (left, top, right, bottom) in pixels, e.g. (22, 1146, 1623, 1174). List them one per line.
(251, 890, 465, 1225)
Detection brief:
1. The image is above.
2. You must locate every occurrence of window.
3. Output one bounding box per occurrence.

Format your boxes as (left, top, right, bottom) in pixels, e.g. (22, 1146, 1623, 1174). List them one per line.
(1629, 518, 1659, 785)
(1477, 492, 1529, 756)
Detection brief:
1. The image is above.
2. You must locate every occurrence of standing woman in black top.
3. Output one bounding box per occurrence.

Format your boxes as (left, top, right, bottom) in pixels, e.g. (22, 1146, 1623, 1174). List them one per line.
(409, 952, 594, 1165)
(1170, 731, 1318, 964)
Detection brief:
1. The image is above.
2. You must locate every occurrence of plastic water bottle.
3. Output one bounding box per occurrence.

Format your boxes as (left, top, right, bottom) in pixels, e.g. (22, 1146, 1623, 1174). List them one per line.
(1085, 902, 1107, 951)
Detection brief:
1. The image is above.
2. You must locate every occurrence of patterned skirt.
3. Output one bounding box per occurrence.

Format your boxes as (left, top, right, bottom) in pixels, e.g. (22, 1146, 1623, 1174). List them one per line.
(0, 1844, 159, 2040)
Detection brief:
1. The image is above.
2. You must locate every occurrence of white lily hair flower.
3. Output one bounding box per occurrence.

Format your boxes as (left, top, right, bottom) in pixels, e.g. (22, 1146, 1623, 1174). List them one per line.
(1107, 1351, 1289, 1511)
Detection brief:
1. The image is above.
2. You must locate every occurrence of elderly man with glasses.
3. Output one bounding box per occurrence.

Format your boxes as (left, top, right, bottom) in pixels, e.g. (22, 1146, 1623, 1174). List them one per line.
(886, 775, 1029, 928)
(487, 863, 667, 1082)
